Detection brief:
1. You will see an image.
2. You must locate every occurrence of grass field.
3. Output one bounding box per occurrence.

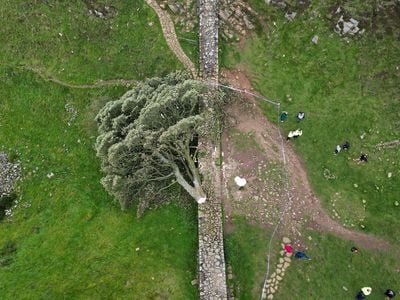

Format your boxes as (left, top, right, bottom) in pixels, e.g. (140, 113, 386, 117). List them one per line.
(222, 1, 400, 299)
(0, 0, 197, 298)
(226, 221, 400, 300)
(1, 0, 399, 299)
(222, 0, 400, 243)
(0, 67, 197, 299)
(0, 0, 182, 84)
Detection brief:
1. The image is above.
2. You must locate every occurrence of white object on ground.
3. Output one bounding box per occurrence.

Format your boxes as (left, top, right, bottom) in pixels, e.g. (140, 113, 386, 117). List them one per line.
(288, 129, 303, 138)
(198, 197, 206, 204)
(234, 176, 247, 188)
(361, 287, 372, 296)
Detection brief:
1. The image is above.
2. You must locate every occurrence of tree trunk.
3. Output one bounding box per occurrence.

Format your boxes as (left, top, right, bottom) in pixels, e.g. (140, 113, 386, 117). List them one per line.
(173, 167, 206, 203)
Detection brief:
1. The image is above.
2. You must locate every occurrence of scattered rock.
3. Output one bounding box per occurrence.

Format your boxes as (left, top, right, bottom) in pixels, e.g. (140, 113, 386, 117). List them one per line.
(335, 15, 363, 36)
(285, 11, 297, 21)
(167, 3, 181, 14)
(284, 257, 291, 263)
(311, 35, 319, 44)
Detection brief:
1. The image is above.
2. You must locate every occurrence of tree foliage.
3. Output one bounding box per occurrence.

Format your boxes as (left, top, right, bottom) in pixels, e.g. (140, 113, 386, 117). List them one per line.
(95, 72, 207, 211)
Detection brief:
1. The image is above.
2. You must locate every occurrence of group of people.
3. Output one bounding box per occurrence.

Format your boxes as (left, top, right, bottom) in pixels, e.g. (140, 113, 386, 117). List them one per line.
(280, 111, 305, 123)
(334, 141, 350, 154)
(335, 141, 368, 163)
(350, 247, 396, 298)
(356, 287, 396, 299)
(281, 111, 305, 140)
(284, 243, 310, 260)
(281, 110, 369, 162)
(283, 243, 396, 298)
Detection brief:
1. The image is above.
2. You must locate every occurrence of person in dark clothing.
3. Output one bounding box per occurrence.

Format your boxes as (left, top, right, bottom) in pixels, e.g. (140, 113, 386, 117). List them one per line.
(280, 111, 288, 122)
(360, 153, 368, 162)
(356, 287, 372, 299)
(384, 289, 396, 299)
(294, 251, 310, 260)
(342, 141, 350, 150)
(356, 291, 366, 300)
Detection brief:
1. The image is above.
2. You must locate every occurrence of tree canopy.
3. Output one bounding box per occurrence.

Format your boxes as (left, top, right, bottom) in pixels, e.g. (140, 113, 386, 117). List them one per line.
(95, 72, 207, 211)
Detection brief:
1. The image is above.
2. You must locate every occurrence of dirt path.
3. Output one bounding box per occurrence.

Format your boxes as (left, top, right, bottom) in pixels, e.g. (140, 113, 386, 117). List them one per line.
(144, 0, 197, 78)
(19, 65, 137, 89)
(220, 68, 389, 250)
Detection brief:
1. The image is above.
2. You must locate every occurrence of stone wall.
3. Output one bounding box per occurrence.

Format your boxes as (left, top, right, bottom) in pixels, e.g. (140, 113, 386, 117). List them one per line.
(158, 0, 256, 41)
(198, 190, 228, 299)
(198, 0, 228, 299)
(199, 0, 219, 81)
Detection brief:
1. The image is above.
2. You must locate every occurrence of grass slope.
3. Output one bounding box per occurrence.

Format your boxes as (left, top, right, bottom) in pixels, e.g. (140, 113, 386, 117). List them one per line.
(0, 0, 182, 84)
(0, 1, 195, 295)
(275, 232, 399, 300)
(0, 68, 197, 299)
(222, 0, 400, 243)
(226, 221, 400, 300)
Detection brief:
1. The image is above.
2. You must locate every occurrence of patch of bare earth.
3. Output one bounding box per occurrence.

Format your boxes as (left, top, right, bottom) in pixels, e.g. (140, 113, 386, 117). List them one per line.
(220, 68, 389, 250)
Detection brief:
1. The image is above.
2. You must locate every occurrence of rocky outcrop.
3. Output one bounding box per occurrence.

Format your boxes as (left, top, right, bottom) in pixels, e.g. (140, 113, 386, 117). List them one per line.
(0, 153, 20, 198)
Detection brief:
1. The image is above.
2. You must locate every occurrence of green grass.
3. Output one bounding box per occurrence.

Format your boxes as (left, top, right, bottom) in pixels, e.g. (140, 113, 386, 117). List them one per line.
(226, 220, 400, 300)
(0, 35, 196, 299)
(0, 0, 182, 84)
(222, 0, 400, 243)
(229, 128, 263, 152)
(276, 232, 400, 300)
(225, 219, 270, 300)
(0, 2, 198, 297)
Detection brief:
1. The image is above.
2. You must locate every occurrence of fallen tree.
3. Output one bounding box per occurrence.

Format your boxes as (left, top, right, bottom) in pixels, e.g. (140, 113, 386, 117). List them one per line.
(95, 72, 207, 212)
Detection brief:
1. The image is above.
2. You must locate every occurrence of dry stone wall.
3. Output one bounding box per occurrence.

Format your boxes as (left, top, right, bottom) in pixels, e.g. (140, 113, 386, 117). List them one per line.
(157, 0, 256, 40)
(198, 0, 228, 299)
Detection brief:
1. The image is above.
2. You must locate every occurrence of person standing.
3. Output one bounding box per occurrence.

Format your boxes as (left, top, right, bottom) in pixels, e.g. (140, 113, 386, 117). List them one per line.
(384, 289, 396, 299)
(335, 144, 342, 154)
(297, 111, 305, 121)
(280, 111, 288, 122)
(356, 287, 372, 299)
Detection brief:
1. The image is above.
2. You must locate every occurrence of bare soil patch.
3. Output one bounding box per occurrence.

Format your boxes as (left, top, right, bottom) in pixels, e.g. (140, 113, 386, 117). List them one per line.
(220, 68, 389, 250)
